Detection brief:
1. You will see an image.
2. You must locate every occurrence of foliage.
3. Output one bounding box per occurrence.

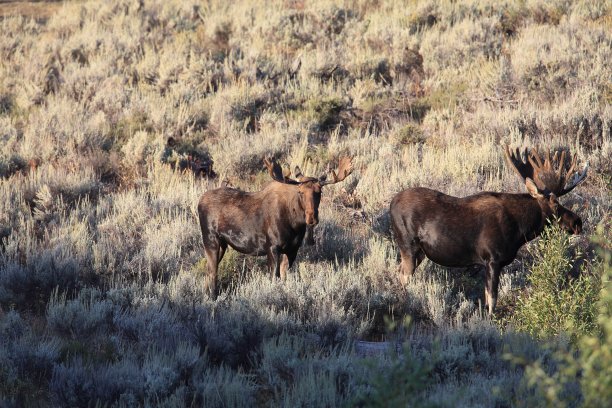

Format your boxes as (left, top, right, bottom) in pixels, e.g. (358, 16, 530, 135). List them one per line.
(511, 224, 611, 408)
(0, 0, 609, 406)
(351, 317, 437, 408)
(512, 223, 601, 340)
(394, 123, 426, 145)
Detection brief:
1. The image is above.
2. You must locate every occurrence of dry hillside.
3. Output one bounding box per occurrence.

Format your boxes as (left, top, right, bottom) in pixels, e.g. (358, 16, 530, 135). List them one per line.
(0, 0, 610, 406)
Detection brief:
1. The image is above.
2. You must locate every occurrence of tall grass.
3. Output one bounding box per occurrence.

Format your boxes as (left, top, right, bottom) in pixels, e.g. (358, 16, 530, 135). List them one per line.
(0, 0, 610, 406)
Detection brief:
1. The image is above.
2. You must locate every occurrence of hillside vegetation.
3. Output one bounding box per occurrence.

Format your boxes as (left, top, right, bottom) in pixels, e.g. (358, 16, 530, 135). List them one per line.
(0, 0, 610, 406)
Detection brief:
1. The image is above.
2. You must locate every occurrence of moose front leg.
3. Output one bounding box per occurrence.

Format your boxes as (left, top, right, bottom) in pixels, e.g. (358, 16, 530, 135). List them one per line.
(484, 261, 501, 316)
(279, 251, 298, 281)
(304, 225, 315, 246)
(267, 247, 282, 279)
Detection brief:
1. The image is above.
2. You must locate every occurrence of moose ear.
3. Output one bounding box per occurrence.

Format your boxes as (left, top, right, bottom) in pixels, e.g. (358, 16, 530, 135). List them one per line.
(525, 178, 544, 199)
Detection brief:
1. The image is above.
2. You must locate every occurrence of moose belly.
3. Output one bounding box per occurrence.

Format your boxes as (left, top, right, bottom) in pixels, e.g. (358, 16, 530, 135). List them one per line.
(220, 229, 267, 256)
(418, 228, 481, 267)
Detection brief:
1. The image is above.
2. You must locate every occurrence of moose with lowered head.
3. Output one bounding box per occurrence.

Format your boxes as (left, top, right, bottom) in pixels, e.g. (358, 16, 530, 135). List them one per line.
(198, 157, 353, 298)
(390, 146, 588, 315)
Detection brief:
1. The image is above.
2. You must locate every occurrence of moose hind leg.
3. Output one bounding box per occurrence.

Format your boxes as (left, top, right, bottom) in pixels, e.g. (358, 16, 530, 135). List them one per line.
(398, 245, 422, 286)
(484, 262, 501, 316)
(218, 241, 228, 263)
(267, 247, 282, 279)
(204, 245, 220, 299)
(415, 249, 425, 268)
(392, 216, 420, 286)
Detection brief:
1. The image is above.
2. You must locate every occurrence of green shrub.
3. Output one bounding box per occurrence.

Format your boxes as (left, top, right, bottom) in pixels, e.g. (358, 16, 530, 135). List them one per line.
(511, 225, 611, 407)
(512, 223, 601, 340)
(406, 6, 437, 34)
(352, 58, 392, 85)
(0, 154, 27, 179)
(258, 333, 357, 406)
(307, 97, 345, 132)
(110, 111, 153, 150)
(229, 96, 269, 133)
(575, 225, 612, 407)
(417, 81, 467, 114)
(394, 123, 426, 145)
(352, 346, 436, 407)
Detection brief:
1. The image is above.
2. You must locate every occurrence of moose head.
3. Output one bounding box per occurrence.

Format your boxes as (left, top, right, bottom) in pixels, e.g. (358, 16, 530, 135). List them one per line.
(264, 156, 353, 226)
(504, 145, 588, 235)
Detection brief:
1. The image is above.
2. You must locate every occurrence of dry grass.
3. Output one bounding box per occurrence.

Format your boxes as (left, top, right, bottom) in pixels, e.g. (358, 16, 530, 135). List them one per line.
(0, 0, 610, 406)
(0, 1, 63, 21)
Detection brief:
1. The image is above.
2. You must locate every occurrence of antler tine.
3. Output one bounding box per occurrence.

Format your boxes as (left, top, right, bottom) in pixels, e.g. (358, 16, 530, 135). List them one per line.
(561, 161, 588, 196)
(530, 147, 566, 193)
(556, 150, 566, 179)
(263, 157, 285, 183)
(504, 144, 532, 181)
(527, 148, 543, 171)
(504, 145, 517, 174)
(293, 166, 303, 179)
(558, 153, 589, 196)
(529, 148, 553, 191)
(533, 148, 544, 167)
(320, 157, 353, 186)
(335, 157, 354, 182)
(544, 150, 552, 171)
(565, 153, 577, 183)
(505, 145, 587, 196)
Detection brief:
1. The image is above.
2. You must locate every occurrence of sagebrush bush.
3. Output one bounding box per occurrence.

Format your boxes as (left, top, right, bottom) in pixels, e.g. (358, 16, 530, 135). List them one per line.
(46, 289, 113, 339)
(0, 310, 60, 404)
(351, 344, 435, 407)
(0, 0, 609, 406)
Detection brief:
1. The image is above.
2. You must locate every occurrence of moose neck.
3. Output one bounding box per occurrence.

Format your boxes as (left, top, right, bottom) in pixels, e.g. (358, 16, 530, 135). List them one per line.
(516, 194, 552, 242)
(287, 186, 309, 230)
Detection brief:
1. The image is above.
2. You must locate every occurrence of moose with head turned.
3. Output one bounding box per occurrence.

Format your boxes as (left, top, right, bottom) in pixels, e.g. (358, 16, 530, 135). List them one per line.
(198, 157, 353, 298)
(390, 146, 588, 315)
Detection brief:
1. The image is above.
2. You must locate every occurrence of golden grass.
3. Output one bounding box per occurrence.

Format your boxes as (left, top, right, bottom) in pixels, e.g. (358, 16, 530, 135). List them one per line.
(0, 0, 63, 20)
(0, 0, 610, 405)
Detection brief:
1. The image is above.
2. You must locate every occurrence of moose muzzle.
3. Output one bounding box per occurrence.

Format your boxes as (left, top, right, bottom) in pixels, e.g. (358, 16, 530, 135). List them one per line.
(305, 211, 318, 226)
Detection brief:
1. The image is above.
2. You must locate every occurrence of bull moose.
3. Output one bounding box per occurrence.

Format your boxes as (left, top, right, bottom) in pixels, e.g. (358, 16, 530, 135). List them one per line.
(198, 157, 353, 298)
(390, 146, 588, 315)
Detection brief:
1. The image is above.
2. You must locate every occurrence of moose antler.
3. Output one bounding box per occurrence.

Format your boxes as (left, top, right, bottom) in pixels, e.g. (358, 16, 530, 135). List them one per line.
(320, 157, 353, 186)
(504, 145, 588, 196)
(264, 158, 298, 184)
(266, 157, 353, 186)
(504, 145, 534, 181)
(264, 158, 286, 182)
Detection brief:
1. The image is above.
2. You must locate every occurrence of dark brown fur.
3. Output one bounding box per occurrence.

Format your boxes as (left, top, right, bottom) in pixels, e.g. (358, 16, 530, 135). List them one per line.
(198, 157, 352, 298)
(198, 181, 321, 298)
(390, 185, 582, 315)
